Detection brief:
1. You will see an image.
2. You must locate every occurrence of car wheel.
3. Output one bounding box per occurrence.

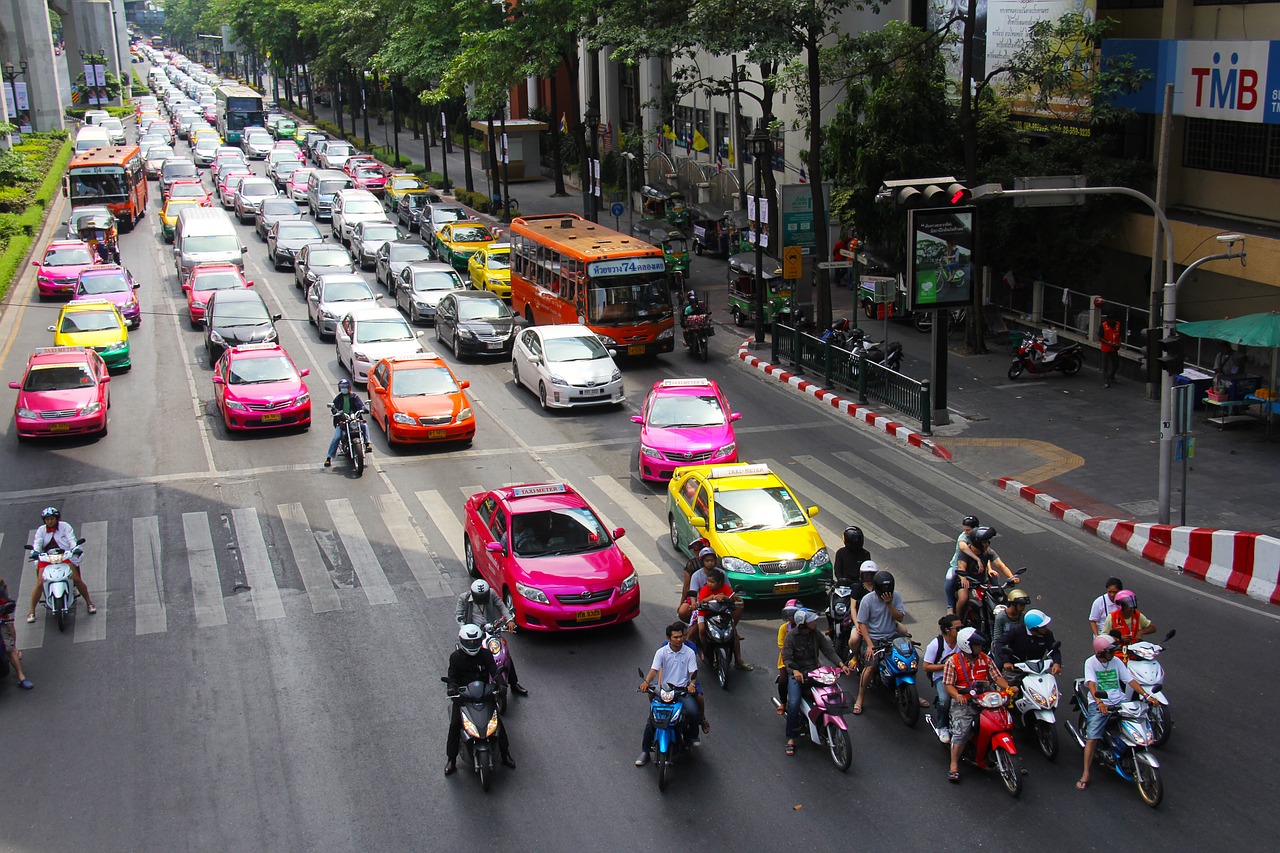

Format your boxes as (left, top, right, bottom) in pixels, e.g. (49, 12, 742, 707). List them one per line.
(434, 322, 443, 344)
(189, 314, 200, 331)
(464, 538, 478, 578)
(512, 360, 520, 388)
(538, 381, 549, 410)
(669, 515, 681, 551)
(410, 303, 419, 324)
(452, 331, 461, 357)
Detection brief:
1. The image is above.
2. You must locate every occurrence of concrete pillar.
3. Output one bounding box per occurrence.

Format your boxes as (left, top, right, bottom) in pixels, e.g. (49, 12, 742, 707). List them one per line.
(2, 0, 66, 130)
(526, 76, 538, 112)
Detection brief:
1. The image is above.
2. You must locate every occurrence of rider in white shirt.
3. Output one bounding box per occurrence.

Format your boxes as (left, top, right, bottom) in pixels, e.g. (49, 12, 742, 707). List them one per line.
(26, 507, 96, 622)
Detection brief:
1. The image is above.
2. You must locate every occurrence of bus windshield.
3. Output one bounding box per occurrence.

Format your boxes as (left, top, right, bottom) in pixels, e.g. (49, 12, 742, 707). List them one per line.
(69, 169, 127, 203)
(587, 275, 674, 326)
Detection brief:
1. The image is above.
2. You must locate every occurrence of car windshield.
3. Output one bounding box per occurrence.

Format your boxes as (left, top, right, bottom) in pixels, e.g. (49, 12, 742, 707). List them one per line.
(433, 208, 465, 224)
(275, 162, 300, 177)
(487, 252, 510, 270)
(327, 143, 352, 156)
(360, 225, 399, 241)
(146, 146, 174, 162)
(213, 302, 270, 326)
(544, 335, 609, 362)
(356, 168, 383, 180)
(184, 235, 239, 253)
(648, 394, 726, 429)
(411, 272, 460, 292)
(240, 181, 275, 197)
(291, 170, 314, 184)
(510, 508, 611, 557)
(194, 140, 218, 152)
(713, 487, 809, 532)
(78, 272, 130, 295)
(60, 310, 119, 333)
(389, 245, 431, 262)
(163, 162, 198, 178)
(246, 133, 271, 146)
(323, 280, 373, 302)
(459, 299, 511, 321)
(391, 178, 420, 190)
(278, 223, 321, 239)
(45, 246, 93, 266)
(345, 199, 382, 214)
(390, 366, 458, 397)
(317, 180, 349, 195)
(229, 355, 295, 385)
(261, 200, 298, 214)
(309, 249, 352, 266)
(405, 195, 426, 209)
(450, 226, 492, 243)
(25, 364, 95, 391)
(355, 318, 413, 343)
(192, 271, 245, 291)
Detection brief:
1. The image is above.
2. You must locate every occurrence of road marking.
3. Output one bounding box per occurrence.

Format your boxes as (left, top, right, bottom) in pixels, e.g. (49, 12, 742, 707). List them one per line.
(761, 459, 911, 549)
(795, 454, 951, 545)
(326, 499, 396, 606)
(183, 512, 227, 627)
(374, 492, 452, 599)
(417, 490, 466, 571)
(74, 521, 109, 643)
(580, 498, 665, 577)
(277, 503, 341, 613)
(14, 529, 42, 648)
(230, 508, 285, 620)
(132, 516, 167, 635)
(166, 260, 218, 475)
(589, 475, 671, 548)
(939, 437, 1085, 485)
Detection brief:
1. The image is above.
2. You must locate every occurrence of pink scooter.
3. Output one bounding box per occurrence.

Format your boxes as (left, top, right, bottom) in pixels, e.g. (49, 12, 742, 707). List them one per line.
(771, 666, 852, 771)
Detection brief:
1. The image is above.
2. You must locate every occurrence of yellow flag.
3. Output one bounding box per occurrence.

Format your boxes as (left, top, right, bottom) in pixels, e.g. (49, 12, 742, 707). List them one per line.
(727, 138, 734, 166)
(662, 124, 677, 140)
(692, 129, 709, 151)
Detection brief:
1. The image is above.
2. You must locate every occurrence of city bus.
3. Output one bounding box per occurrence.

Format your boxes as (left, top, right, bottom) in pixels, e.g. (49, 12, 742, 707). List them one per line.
(214, 84, 266, 145)
(509, 213, 675, 356)
(64, 145, 148, 229)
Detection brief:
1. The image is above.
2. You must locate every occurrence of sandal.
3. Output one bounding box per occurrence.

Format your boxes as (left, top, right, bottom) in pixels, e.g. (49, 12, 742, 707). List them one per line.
(852, 704, 864, 715)
(87, 604, 97, 615)
(701, 720, 711, 734)
(947, 771, 961, 784)
(785, 743, 795, 756)
(25, 614, 35, 624)
(734, 662, 754, 671)
(1075, 779, 1088, 790)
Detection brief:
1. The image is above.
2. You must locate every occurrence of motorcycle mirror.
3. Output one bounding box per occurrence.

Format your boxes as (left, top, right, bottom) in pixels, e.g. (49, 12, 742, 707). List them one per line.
(77, 538, 86, 545)
(1014, 567, 1027, 575)
(1051, 640, 1062, 650)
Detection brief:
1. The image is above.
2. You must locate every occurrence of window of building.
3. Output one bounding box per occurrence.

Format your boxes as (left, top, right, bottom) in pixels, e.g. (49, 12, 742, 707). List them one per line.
(675, 105, 694, 150)
(1184, 117, 1280, 178)
(772, 127, 785, 174)
(714, 111, 729, 162)
(618, 65, 641, 133)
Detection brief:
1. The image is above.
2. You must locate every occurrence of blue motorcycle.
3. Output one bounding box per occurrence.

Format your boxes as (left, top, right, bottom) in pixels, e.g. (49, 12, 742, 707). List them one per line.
(869, 635, 923, 726)
(638, 668, 696, 791)
(1064, 680, 1164, 808)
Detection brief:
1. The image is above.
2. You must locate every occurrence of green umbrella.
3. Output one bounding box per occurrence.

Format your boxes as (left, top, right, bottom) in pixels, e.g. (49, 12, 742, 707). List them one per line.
(1178, 311, 1280, 438)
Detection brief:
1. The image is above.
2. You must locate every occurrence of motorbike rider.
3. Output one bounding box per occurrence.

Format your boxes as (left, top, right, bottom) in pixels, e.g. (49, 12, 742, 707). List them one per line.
(677, 541, 717, 622)
(852, 568, 913, 715)
(953, 526, 1018, 622)
(993, 587, 1030, 640)
(1, 579, 34, 689)
(993, 608, 1062, 675)
(444, 623, 515, 776)
(832, 526, 871, 586)
(944, 628, 1011, 783)
(775, 599, 802, 711)
(695, 566, 751, 671)
(682, 290, 708, 321)
(25, 507, 95, 623)
(1098, 590, 1155, 652)
(636, 621, 704, 766)
(924, 614, 962, 744)
(1077, 634, 1161, 791)
(781, 609, 854, 756)
(944, 516, 981, 613)
(324, 378, 372, 467)
(1088, 577, 1124, 636)
(455, 579, 528, 696)
(844, 560, 880, 664)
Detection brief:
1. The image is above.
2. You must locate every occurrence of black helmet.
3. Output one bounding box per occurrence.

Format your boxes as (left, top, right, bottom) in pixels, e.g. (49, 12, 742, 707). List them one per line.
(972, 525, 997, 544)
(962, 515, 979, 528)
(873, 570, 895, 596)
(842, 526, 864, 550)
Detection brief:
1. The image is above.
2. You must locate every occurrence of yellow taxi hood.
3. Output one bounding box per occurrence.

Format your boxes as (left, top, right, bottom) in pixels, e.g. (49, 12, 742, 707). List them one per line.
(714, 526, 826, 565)
(57, 328, 124, 348)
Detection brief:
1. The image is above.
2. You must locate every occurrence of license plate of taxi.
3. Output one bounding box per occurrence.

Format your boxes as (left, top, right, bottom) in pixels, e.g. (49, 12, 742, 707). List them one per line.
(773, 581, 800, 594)
(627, 344, 646, 355)
(576, 609, 602, 622)
(50, 424, 70, 432)
(428, 429, 447, 438)
(261, 413, 281, 422)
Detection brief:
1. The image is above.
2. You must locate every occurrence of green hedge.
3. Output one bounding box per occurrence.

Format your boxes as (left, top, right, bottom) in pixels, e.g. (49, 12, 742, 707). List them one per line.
(34, 139, 74, 207)
(0, 234, 33, 300)
(0, 137, 73, 300)
(64, 106, 135, 120)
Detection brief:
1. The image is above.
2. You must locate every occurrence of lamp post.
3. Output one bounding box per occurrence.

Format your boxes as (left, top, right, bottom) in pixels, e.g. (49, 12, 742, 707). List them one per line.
(749, 124, 771, 346)
(622, 151, 636, 234)
(584, 100, 600, 223)
(1, 61, 24, 139)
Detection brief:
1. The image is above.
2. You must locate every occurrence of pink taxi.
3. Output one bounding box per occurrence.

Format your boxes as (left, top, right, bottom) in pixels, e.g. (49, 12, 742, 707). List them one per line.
(463, 483, 640, 631)
(211, 343, 311, 431)
(33, 240, 98, 300)
(9, 346, 111, 440)
(631, 377, 741, 482)
(351, 164, 388, 195)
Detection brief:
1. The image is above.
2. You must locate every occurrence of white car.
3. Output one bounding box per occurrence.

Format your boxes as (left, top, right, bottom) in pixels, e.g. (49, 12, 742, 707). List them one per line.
(511, 324, 625, 410)
(394, 262, 464, 325)
(233, 177, 280, 223)
(331, 190, 388, 244)
(100, 117, 126, 145)
(334, 307, 425, 384)
(307, 273, 379, 338)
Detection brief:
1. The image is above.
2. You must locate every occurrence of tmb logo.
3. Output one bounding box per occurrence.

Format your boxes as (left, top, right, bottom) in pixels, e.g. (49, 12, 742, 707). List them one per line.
(1190, 51, 1259, 112)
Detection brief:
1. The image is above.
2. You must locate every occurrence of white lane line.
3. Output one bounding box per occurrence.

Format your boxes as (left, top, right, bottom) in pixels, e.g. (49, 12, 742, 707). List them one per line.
(762, 459, 912, 550)
(573, 483, 665, 578)
(15, 529, 42, 649)
(589, 475, 671, 547)
(417, 490, 467, 572)
(132, 516, 168, 635)
(325, 499, 397, 606)
(277, 503, 341, 613)
(166, 263, 218, 474)
(74, 521, 109, 643)
(374, 492, 452, 600)
(230, 508, 286, 620)
(183, 512, 227, 627)
(794, 454, 951, 545)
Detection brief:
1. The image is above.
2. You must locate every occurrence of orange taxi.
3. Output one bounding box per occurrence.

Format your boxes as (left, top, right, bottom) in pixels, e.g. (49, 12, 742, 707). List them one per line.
(366, 354, 475, 446)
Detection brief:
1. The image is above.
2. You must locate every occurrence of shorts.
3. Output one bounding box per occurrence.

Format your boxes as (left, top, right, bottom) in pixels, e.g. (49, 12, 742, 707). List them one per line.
(1084, 703, 1109, 740)
(948, 701, 980, 744)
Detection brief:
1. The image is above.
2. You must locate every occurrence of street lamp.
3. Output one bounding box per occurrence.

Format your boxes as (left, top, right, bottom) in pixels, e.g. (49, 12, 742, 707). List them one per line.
(622, 151, 636, 234)
(584, 100, 600, 223)
(749, 124, 771, 346)
(1, 61, 25, 136)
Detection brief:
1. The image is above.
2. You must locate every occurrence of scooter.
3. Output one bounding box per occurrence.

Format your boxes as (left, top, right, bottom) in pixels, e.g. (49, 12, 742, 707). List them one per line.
(1007, 647, 1062, 760)
(926, 683, 1023, 797)
(482, 622, 514, 714)
(682, 311, 713, 362)
(822, 580, 855, 664)
(638, 668, 697, 791)
(698, 598, 737, 690)
(1065, 680, 1164, 808)
(330, 407, 366, 476)
(771, 666, 853, 772)
(1007, 333, 1084, 380)
(868, 635, 923, 726)
(845, 328, 904, 372)
(29, 538, 86, 632)
(960, 568, 1026, 641)
(441, 677, 504, 792)
(1125, 630, 1175, 747)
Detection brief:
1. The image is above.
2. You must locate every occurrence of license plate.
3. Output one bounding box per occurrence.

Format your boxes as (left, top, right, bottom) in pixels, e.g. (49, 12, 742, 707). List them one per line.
(576, 609, 602, 622)
(579, 389, 606, 397)
(428, 429, 446, 438)
(50, 424, 70, 432)
(261, 413, 281, 422)
(486, 341, 502, 350)
(627, 344, 645, 355)
(773, 581, 800, 594)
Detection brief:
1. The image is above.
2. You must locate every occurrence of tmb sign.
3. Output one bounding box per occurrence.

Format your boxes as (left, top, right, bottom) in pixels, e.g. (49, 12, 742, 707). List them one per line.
(1103, 39, 1280, 124)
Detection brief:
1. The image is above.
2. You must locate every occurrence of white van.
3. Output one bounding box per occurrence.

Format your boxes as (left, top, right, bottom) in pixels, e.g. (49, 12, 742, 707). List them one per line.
(173, 207, 247, 279)
(74, 126, 112, 154)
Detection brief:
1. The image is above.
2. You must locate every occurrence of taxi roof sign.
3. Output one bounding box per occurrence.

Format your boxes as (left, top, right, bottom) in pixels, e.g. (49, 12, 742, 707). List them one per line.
(659, 378, 712, 388)
(511, 483, 568, 498)
(34, 346, 89, 355)
(231, 342, 282, 352)
(707, 463, 771, 479)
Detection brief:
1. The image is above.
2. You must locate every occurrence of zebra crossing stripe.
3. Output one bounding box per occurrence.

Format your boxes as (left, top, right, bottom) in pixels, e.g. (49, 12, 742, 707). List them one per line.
(231, 508, 285, 621)
(16, 528, 43, 649)
(74, 521, 109, 643)
(584, 477, 666, 577)
(374, 493, 452, 600)
(277, 503, 341, 614)
(770, 458, 918, 549)
(132, 516, 167, 635)
(183, 512, 228, 627)
(325, 499, 397, 606)
(418, 489, 467, 572)
(589, 475, 671, 546)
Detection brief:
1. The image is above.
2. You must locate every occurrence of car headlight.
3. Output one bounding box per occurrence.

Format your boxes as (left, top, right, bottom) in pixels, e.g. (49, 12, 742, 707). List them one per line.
(192, 301, 206, 310)
(722, 556, 756, 575)
(812, 547, 832, 568)
(225, 399, 246, 410)
(640, 444, 661, 459)
(456, 407, 473, 422)
(657, 327, 674, 341)
(79, 402, 103, 415)
(353, 351, 370, 364)
(515, 581, 549, 604)
(716, 442, 736, 457)
(595, 334, 618, 347)
(125, 300, 139, 312)
(264, 328, 278, 342)
(610, 368, 622, 383)
(293, 393, 310, 406)
(392, 412, 415, 425)
(458, 328, 477, 339)
(107, 340, 128, 351)
(320, 310, 336, 321)
(16, 407, 37, 418)
(619, 571, 639, 594)
(547, 374, 569, 386)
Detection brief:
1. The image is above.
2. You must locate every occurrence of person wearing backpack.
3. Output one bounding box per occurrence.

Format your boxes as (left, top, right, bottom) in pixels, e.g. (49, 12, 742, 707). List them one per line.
(923, 614, 961, 743)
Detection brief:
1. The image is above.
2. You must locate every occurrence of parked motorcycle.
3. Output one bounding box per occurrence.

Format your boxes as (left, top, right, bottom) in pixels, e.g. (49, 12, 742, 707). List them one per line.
(330, 407, 366, 476)
(637, 668, 697, 791)
(1065, 680, 1164, 807)
(1007, 647, 1062, 760)
(866, 635, 923, 726)
(771, 665, 853, 771)
(960, 569, 1026, 641)
(698, 598, 737, 690)
(927, 684, 1023, 797)
(1126, 630, 1175, 747)
(1008, 332, 1083, 380)
(822, 581, 855, 664)
(29, 538, 86, 631)
(441, 676, 504, 792)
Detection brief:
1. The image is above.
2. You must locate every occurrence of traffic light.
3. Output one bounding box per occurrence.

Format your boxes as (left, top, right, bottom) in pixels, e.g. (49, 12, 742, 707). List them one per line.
(876, 177, 971, 210)
(1158, 332, 1185, 376)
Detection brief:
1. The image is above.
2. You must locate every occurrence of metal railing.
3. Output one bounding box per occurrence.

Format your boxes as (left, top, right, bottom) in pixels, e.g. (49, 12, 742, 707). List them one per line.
(772, 322, 932, 434)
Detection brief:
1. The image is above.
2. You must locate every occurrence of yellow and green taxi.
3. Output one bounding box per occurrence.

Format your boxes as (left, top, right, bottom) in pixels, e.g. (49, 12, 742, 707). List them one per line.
(666, 463, 831, 600)
(384, 173, 426, 211)
(467, 242, 511, 298)
(191, 127, 222, 146)
(48, 299, 131, 370)
(159, 197, 202, 242)
(434, 221, 495, 272)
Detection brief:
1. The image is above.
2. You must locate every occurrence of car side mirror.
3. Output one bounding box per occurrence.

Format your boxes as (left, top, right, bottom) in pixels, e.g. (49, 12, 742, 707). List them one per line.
(729, 412, 742, 422)
(8, 381, 20, 389)
(211, 375, 224, 385)
(374, 294, 382, 300)
(272, 314, 283, 321)
(485, 541, 504, 553)
(607, 348, 618, 357)
(416, 331, 425, 337)
(299, 368, 310, 377)
(691, 517, 707, 530)
(807, 505, 819, 518)
(241, 246, 248, 254)
(630, 415, 643, 424)
(133, 282, 141, 290)
(101, 375, 110, 383)
(246, 281, 254, 287)
(613, 527, 626, 540)
(47, 325, 55, 332)
(459, 380, 470, 390)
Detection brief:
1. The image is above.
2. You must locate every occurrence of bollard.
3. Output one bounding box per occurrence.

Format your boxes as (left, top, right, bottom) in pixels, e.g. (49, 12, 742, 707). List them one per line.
(771, 320, 779, 362)
(857, 352, 869, 405)
(921, 380, 932, 435)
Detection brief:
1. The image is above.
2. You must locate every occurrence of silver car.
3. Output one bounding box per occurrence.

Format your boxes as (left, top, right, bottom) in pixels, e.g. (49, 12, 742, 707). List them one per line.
(351, 221, 405, 270)
(234, 178, 280, 223)
(243, 131, 274, 160)
(395, 262, 465, 325)
(307, 273, 379, 338)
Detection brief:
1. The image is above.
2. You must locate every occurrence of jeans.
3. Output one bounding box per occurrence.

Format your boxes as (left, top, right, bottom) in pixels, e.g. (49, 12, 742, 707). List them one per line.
(327, 422, 369, 458)
(641, 695, 699, 752)
(932, 675, 952, 730)
(1102, 350, 1119, 384)
(944, 571, 958, 610)
(785, 677, 807, 739)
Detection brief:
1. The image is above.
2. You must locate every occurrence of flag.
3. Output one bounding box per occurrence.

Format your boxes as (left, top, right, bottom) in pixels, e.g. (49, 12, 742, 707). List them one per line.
(692, 129, 708, 152)
(798, 167, 807, 184)
(662, 124, 676, 141)
(727, 138, 734, 167)
(559, 113, 567, 133)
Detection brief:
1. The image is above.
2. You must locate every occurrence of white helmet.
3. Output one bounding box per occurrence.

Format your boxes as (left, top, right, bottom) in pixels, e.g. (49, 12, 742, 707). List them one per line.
(793, 608, 819, 627)
(458, 623, 484, 656)
(957, 626, 988, 655)
(470, 579, 490, 599)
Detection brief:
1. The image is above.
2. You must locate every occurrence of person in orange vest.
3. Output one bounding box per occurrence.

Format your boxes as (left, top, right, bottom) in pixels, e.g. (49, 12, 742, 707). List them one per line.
(1099, 590, 1155, 655)
(1100, 314, 1122, 388)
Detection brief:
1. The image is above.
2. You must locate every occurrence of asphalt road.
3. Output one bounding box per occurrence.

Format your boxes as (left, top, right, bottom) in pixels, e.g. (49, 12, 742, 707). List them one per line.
(1, 100, 1276, 851)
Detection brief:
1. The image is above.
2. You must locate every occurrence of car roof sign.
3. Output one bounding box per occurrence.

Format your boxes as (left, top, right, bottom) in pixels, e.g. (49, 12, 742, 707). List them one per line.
(511, 483, 568, 498)
(231, 342, 280, 352)
(34, 346, 89, 355)
(659, 378, 712, 388)
(707, 463, 770, 479)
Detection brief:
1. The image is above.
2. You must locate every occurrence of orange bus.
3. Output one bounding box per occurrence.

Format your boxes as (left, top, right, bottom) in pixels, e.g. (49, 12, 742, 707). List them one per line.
(65, 146, 148, 229)
(509, 213, 676, 356)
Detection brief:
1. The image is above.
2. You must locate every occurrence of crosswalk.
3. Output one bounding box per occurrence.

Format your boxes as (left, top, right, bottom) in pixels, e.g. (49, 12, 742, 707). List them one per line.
(7, 454, 1046, 649)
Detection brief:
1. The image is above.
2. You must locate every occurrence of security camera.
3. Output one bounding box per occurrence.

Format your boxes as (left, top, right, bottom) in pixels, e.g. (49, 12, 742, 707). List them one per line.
(1216, 233, 1244, 244)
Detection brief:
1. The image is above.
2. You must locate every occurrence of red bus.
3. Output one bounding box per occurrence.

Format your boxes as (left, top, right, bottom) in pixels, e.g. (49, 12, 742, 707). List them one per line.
(509, 213, 675, 356)
(65, 146, 148, 229)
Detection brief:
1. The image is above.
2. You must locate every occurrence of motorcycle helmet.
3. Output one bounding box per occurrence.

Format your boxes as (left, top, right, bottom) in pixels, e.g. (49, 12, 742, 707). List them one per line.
(1005, 588, 1030, 606)
(697, 546, 716, 561)
(690, 537, 710, 554)
(972, 525, 997, 545)
(470, 579, 490, 599)
(686, 290, 697, 303)
(962, 515, 980, 529)
(793, 608, 819, 627)
(40, 506, 60, 520)
(859, 560, 879, 576)
(1092, 634, 1118, 654)
(1023, 609, 1050, 630)
(782, 598, 801, 618)
(872, 569, 895, 596)
(1114, 589, 1137, 610)
(458, 623, 484, 656)
(338, 378, 351, 392)
(956, 627, 987, 654)
(842, 526, 864, 550)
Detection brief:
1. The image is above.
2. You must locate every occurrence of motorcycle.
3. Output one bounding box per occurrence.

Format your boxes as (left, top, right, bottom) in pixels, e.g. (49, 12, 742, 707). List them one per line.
(1008, 332, 1084, 380)
(867, 635, 923, 726)
(821, 580, 855, 664)
(960, 568, 1026, 641)
(770, 665, 853, 772)
(29, 538, 86, 631)
(697, 598, 737, 690)
(926, 683, 1023, 797)
(912, 308, 967, 335)
(637, 668, 697, 791)
(441, 676, 504, 792)
(1065, 680, 1164, 808)
(1007, 646, 1062, 760)
(482, 622, 514, 714)
(682, 312, 713, 362)
(843, 327, 904, 372)
(1125, 630, 1175, 747)
(330, 407, 366, 476)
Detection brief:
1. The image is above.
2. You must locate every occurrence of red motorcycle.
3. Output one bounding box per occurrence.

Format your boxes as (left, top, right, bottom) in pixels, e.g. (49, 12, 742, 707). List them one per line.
(929, 684, 1023, 797)
(1008, 332, 1083, 380)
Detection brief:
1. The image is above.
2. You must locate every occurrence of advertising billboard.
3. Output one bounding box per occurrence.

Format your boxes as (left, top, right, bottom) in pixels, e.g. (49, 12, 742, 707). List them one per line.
(908, 208, 974, 311)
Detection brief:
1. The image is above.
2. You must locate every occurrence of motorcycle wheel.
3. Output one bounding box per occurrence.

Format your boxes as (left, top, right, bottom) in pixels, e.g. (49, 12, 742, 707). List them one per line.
(1135, 756, 1163, 808)
(826, 723, 852, 772)
(896, 683, 921, 727)
(478, 751, 494, 793)
(657, 747, 672, 792)
(1008, 362, 1024, 380)
(351, 438, 365, 477)
(1061, 354, 1083, 377)
(994, 747, 1023, 798)
(696, 334, 708, 363)
(55, 598, 66, 632)
(913, 312, 932, 333)
(1149, 703, 1172, 748)
(715, 647, 730, 690)
(1036, 719, 1059, 761)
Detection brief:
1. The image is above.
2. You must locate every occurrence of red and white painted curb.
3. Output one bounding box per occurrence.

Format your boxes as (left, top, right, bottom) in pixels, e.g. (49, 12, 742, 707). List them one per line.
(997, 478, 1280, 605)
(736, 339, 952, 461)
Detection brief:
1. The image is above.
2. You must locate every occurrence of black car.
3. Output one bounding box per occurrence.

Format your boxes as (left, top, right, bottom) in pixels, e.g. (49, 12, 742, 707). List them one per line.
(374, 240, 434, 291)
(204, 290, 281, 367)
(396, 192, 430, 231)
(294, 242, 357, 291)
(255, 198, 303, 240)
(433, 290, 517, 357)
(267, 221, 323, 269)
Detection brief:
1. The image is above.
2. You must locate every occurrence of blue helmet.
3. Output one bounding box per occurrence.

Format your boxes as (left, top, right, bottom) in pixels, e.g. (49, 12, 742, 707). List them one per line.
(1023, 609, 1051, 630)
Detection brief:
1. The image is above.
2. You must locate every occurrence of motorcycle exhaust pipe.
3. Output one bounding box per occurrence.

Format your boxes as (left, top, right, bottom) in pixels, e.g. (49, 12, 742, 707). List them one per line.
(1064, 720, 1086, 750)
(771, 698, 783, 711)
